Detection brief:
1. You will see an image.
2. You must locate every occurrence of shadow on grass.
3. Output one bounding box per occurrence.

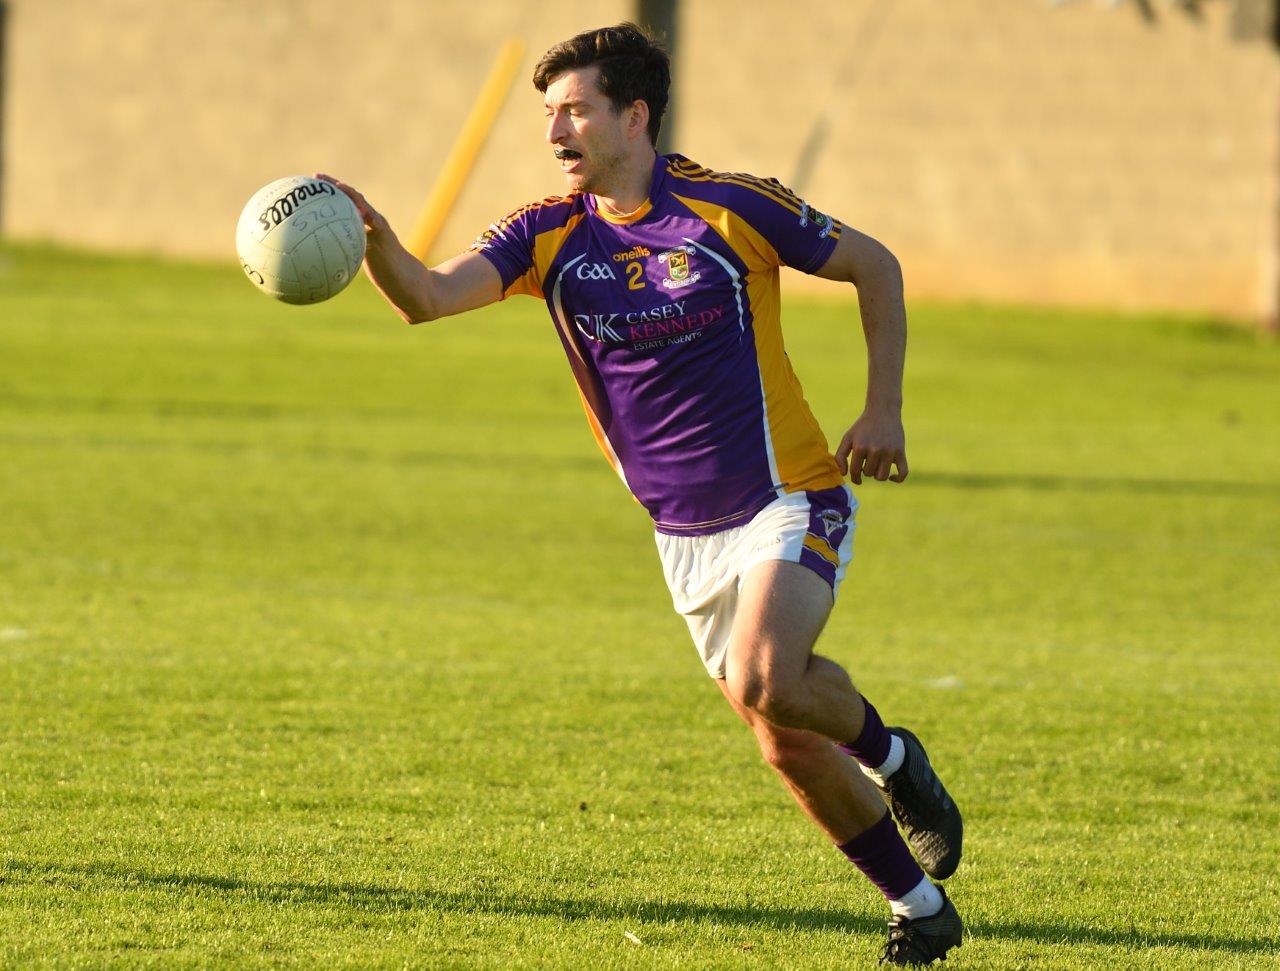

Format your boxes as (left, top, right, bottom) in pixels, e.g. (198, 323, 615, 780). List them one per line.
(4, 858, 1276, 956)
(916, 470, 1279, 499)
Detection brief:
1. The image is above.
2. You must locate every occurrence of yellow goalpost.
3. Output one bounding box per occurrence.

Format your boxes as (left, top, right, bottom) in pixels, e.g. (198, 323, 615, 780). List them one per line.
(406, 37, 526, 263)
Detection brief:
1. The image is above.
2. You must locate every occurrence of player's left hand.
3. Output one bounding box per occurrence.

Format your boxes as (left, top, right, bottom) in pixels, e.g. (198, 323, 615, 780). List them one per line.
(835, 408, 908, 484)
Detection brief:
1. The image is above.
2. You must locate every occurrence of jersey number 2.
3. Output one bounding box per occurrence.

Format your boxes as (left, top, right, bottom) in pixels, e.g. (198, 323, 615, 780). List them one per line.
(625, 261, 646, 290)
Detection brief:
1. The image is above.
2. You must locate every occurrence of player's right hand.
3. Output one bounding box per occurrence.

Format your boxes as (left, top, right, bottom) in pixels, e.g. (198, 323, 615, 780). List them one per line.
(313, 173, 388, 236)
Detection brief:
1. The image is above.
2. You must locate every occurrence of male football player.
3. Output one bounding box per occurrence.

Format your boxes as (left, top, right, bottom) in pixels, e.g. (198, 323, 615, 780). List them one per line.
(319, 22, 964, 966)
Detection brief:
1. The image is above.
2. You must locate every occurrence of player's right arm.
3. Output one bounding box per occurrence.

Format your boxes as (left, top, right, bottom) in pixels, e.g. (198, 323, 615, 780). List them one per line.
(316, 174, 502, 324)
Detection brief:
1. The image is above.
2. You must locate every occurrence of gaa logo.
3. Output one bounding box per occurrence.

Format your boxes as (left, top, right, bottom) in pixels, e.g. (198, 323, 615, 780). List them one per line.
(576, 261, 617, 281)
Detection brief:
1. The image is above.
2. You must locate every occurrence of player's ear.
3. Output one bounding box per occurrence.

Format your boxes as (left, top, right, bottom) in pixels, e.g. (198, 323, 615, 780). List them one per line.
(629, 99, 650, 142)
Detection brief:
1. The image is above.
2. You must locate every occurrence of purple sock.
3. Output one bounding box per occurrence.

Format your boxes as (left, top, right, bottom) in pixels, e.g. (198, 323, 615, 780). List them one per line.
(837, 811, 926, 902)
(838, 697, 891, 770)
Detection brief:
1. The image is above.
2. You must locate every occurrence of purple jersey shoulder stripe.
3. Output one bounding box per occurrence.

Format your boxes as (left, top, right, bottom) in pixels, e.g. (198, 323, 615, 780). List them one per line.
(469, 194, 584, 293)
(669, 159, 810, 218)
(665, 158, 842, 273)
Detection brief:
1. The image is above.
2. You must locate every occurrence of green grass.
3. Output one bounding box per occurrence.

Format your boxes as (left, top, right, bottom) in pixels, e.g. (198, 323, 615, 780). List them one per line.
(0, 241, 1277, 968)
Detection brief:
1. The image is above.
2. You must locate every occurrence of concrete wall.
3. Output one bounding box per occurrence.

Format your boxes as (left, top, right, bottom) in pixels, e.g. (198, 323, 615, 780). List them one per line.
(1, 0, 629, 262)
(676, 1, 1278, 318)
(3, 0, 1277, 319)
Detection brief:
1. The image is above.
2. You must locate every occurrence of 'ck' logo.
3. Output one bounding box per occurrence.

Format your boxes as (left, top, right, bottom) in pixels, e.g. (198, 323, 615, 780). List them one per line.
(573, 313, 623, 343)
(576, 262, 617, 281)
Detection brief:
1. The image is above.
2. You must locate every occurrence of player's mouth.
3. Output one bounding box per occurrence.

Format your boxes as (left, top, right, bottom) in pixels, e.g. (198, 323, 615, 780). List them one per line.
(554, 148, 584, 171)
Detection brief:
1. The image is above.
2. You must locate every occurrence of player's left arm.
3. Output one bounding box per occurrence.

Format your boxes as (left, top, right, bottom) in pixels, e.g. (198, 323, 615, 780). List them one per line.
(812, 227, 908, 484)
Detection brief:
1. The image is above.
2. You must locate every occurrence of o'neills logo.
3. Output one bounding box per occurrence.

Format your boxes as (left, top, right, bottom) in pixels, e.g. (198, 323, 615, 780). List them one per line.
(611, 245, 652, 262)
(257, 181, 336, 232)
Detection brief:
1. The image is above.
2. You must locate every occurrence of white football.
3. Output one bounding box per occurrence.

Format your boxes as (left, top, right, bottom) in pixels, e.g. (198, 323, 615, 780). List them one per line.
(235, 175, 365, 304)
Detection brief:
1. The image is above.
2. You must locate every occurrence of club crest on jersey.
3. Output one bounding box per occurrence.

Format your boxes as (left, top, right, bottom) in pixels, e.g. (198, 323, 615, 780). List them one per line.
(799, 203, 834, 239)
(658, 245, 700, 290)
(667, 251, 689, 281)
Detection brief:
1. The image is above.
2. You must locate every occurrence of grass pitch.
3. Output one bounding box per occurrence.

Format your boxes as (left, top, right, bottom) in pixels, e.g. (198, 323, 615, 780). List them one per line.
(0, 242, 1277, 968)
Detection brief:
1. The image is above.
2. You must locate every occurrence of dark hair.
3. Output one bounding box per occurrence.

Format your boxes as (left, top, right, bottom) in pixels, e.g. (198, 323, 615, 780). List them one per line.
(533, 22, 670, 145)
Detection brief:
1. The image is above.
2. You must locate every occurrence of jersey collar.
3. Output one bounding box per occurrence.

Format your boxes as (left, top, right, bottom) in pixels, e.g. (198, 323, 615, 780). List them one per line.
(588, 153, 671, 225)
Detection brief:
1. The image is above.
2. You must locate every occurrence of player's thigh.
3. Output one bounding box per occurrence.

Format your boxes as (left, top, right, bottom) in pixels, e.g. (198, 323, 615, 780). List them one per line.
(724, 558, 834, 695)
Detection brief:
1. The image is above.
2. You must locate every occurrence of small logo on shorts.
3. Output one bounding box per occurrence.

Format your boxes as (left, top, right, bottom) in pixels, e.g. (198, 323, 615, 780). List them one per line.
(817, 509, 844, 537)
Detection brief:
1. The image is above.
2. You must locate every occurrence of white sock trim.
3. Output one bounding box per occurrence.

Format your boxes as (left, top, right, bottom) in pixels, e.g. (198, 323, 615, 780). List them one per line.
(866, 733, 905, 784)
(889, 876, 944, 919)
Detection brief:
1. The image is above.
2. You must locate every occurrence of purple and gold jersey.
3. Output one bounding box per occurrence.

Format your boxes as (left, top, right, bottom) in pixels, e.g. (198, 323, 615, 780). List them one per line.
(470, 153, 846, 536)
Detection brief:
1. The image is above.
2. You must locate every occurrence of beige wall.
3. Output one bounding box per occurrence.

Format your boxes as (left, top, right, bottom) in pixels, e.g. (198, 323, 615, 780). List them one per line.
(677, 1, 1278, 319)
(1, 0, 629, 261)
(3, 0, 1278, 319)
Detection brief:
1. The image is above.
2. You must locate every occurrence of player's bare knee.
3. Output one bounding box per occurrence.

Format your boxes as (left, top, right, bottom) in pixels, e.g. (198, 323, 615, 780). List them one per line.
(724, 659, 760, 711)
(756, 734, 797, 773)
(753, 683, 808, 728)
(728, 665, 805, 728)
(756, 725, 824, 775)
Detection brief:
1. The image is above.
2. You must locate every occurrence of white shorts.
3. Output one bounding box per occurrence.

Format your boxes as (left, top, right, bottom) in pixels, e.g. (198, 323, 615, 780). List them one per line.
(655, 485, 857, 679)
